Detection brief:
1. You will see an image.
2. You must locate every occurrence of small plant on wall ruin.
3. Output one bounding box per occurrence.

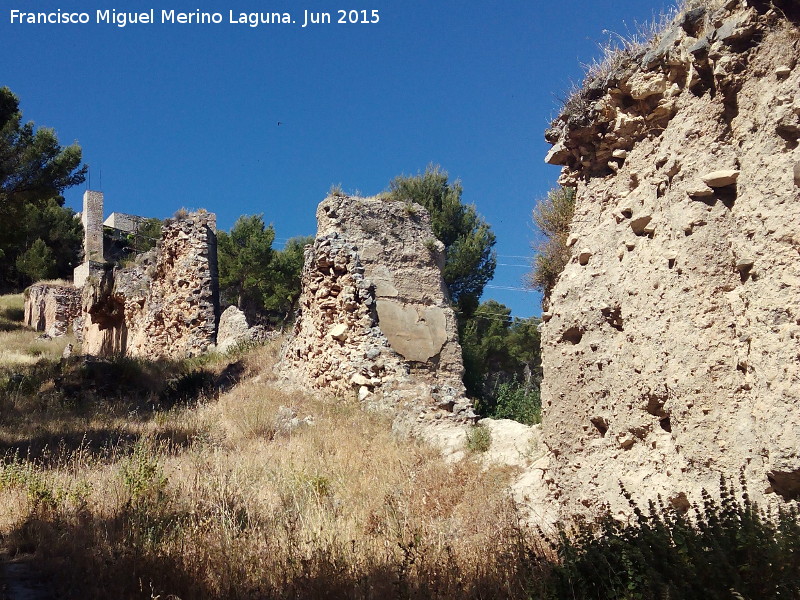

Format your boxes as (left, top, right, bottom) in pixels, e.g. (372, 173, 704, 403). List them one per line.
(328, 183, 346, 197)
(527, 186, 576, 306)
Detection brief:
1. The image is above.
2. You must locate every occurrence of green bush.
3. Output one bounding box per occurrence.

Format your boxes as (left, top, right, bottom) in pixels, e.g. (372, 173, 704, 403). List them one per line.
(491, 377, 541, 425)
(120, 440, 167, 504)
(528, 186, 576, 305)
(547, 475, 800, 599)
(465, 424, 491, 453)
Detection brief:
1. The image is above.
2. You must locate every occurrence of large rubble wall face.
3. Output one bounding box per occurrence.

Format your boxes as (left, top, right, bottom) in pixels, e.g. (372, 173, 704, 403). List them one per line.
(23, 283, 82, 337)
(541, 2, 800, 518)
(82, 212, 219, 359)
(282, 195, 468, 413)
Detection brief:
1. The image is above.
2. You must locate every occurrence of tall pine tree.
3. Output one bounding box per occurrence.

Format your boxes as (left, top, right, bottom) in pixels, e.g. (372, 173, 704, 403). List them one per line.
(0, 87, 86, 290)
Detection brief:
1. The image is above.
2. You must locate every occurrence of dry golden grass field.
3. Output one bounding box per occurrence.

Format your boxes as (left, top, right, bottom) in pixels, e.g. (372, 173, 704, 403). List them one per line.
(5, 291, 794, 599)
(0, 295, 549, 599)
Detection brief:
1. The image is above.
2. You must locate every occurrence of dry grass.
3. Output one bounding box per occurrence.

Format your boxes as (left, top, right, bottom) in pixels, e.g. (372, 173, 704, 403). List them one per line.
(0, 293, 75, 366)
(0, 340, 549, 599)
(0, 293, 24, 325)
(556, 0, 725, 123)
(27, 279, 73, 287)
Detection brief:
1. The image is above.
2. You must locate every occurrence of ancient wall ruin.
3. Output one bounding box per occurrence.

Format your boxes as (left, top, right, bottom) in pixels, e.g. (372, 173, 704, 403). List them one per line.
(73, 190, 106, 287)
(23, 283, 82, 337)
(540, 1, 800, 517)
(280, 195, 473, 420)
(103, 212, 146, 233)
(82, 211, 219, 360)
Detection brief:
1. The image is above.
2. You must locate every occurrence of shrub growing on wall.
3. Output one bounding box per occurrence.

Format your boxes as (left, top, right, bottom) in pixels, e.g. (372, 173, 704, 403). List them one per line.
(527, 186, 576, 307)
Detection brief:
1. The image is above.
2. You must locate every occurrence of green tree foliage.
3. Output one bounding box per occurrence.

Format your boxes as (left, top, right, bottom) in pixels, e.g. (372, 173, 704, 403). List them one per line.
(218, 215, 275, 315)
(527, 186, 576, 305)
(15, 238, 56, 282)
(0, 87, 86, 290)
(218, 215, 311, 324)
(461, 300, 515, 395)
(490, 378, 541, 425)
(20, 197, 82, 281)
(388, 164, 496, 314)
(262, 235, 313, 322)
(460, 299, 542, 423)
(133, 218, 163, 253)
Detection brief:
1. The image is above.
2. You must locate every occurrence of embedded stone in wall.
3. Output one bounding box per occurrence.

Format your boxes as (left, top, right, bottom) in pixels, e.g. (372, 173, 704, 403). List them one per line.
(23, 283, 82, 337)
(375, 301, 448, 362)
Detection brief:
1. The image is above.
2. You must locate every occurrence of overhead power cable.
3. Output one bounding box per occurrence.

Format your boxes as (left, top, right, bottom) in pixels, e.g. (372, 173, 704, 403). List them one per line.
(485, 284, 537, 293)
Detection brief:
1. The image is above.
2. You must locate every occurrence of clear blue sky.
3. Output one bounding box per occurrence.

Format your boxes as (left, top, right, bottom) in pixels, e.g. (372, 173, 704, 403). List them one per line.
(2, 0, 673, 318)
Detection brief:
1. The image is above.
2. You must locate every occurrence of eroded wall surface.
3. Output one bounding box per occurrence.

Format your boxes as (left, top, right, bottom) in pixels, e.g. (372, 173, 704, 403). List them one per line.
(541, 1, 800, 516)
(280, 195, 473, 420)
(23, 283, 82, 337)
(82, 211, 219, 360)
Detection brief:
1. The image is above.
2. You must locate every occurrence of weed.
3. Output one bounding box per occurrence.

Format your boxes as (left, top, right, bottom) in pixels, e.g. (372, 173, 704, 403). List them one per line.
(556, 4, 682, 125)
(403, 200, 419, 217)
(423, 237, 439, 252)
(527, 186, 576, 306)
(465, 424, 492, 453)
(549, 475, 800, 599)
(328, 183, 346, 197)
(120, 439, 167, 504)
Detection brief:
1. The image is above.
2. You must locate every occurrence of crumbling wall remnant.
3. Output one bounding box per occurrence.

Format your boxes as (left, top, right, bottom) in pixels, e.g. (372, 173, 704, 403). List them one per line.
(281, 195, 473, 420)
(540, 2, 800, 517)
(23, 283, 82, 337)
(82, 211, 219, 360)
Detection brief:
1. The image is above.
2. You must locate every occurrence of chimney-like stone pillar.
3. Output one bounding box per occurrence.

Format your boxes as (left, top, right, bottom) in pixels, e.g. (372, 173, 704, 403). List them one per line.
(82, 190, 104, 262)
(73, 190, 106, 287)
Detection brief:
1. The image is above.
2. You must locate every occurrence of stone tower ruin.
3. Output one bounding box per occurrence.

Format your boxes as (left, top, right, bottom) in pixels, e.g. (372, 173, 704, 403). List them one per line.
(280, 195, 474, 421)
(73, 190, 106, 287)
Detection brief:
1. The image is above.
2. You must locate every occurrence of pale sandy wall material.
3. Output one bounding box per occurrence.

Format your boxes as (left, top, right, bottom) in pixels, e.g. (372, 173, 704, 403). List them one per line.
(280, 195, 472, 420)
(540, 4, 800, 517)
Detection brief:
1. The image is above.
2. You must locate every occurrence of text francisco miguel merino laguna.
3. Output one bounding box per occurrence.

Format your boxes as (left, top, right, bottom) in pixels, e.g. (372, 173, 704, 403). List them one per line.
(9, 8, 381, 28)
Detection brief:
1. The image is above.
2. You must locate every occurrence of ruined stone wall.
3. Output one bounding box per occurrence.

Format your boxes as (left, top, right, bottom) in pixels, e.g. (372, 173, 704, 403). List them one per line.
(73, 190, 106, 288)
(540, 1, 800, 517)
(82, 211, 219, 360)
(281, 195, 472, 420)
(23, 283, 81, 337)
(103, 212, 146, 233)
